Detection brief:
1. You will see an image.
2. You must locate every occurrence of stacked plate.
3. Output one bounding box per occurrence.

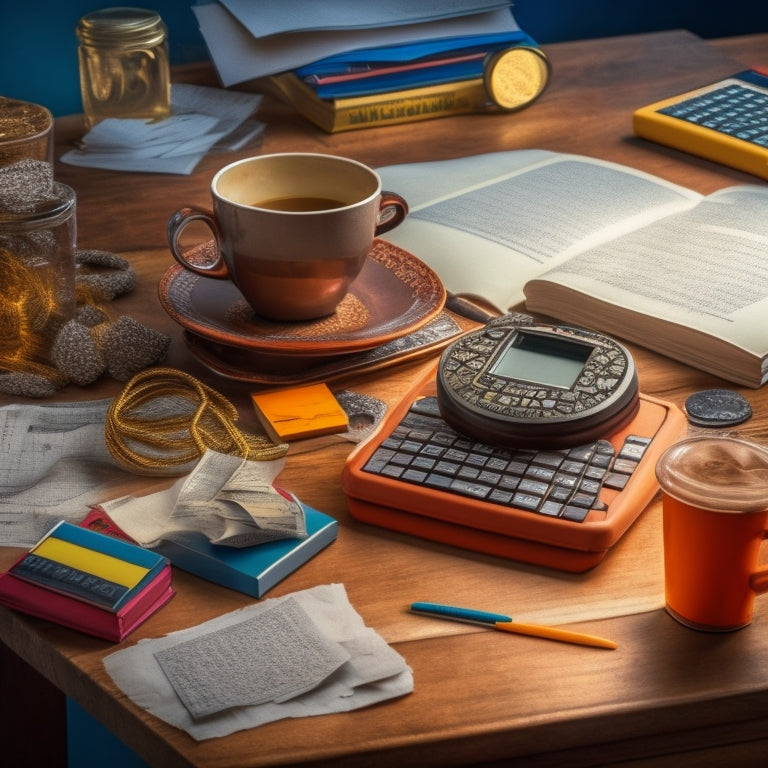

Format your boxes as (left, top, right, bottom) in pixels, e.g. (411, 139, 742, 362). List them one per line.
(158, 239, 462, 385)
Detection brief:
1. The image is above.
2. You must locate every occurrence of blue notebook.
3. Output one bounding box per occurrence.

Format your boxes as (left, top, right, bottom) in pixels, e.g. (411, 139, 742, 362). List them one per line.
(152, 506, 338, 598)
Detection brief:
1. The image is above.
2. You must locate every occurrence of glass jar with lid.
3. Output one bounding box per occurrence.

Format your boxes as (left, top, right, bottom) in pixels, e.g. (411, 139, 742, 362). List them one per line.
(0, 173, 76, 380)
(76, 6, 171, 128)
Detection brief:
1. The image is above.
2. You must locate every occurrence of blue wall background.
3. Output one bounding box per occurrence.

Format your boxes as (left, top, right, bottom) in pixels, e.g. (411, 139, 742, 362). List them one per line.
(4, 2, 768, 766)
(2, 1, 768, 117)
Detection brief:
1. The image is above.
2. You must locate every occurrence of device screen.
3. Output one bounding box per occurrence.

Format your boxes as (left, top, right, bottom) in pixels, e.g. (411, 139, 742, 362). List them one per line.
(489, 331, 594, 389)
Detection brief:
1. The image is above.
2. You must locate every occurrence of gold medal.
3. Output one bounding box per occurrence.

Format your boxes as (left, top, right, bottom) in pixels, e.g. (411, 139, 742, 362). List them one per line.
(483, 46, 551, 111)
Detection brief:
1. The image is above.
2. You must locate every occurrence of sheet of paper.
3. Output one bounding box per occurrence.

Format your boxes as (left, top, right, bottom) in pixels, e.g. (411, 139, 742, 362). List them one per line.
(154, 597, 350, 719)
(104, 583, 413, 740)
(194, 4, 519, 85)
(0, 401, 131, 547)
(219, 0, 514, 37)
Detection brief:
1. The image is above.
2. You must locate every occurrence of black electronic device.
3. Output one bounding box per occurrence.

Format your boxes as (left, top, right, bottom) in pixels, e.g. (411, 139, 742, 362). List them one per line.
(436, 314, 639, 449)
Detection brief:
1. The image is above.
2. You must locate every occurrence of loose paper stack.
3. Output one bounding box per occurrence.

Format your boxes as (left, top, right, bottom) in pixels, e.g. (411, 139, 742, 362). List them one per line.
(104, 583, 413, 739)
(193, 1, 526, 86)
(60, 84, 264, 175)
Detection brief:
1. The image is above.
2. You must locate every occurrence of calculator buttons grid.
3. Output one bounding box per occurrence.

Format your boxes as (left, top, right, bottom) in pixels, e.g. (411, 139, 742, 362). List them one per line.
(658, 82, 768, 147)
(362, 397, 651, 523)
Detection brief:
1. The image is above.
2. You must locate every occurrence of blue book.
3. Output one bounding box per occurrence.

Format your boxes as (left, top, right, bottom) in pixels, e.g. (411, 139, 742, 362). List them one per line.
(151, 505, 338, 598)
(295, 31, 537, 99)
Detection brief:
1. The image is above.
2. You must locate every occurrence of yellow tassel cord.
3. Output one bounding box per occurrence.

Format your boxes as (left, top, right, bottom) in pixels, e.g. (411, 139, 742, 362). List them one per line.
(105, 367, 289, 475)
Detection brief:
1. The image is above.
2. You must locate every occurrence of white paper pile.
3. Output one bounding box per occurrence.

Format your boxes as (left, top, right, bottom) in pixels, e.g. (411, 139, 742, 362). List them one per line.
(60, 84, 264, 175)
(104, 583, 413, 739)
(194, 0, 519, 86)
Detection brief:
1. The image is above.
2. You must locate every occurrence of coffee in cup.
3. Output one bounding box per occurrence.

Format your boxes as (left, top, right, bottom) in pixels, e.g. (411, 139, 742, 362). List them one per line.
(167, 153, 408, 322)
(655, 435, 768, 631)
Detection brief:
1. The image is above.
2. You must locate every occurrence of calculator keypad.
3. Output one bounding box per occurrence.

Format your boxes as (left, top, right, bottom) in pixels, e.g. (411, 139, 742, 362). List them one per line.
(659, 82, 768, 147)
(362, 397, 651, 523)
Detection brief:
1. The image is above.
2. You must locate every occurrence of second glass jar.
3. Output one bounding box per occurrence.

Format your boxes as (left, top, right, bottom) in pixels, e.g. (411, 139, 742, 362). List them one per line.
(76, 7, 171, 128)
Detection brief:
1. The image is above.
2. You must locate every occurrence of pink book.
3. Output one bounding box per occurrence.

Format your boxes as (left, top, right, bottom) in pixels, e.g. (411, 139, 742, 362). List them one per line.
(0, 552, 174, 642)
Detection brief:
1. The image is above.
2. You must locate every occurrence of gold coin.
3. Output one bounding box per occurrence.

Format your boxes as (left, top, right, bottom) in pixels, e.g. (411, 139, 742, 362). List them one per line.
(483, 47, 551, 111)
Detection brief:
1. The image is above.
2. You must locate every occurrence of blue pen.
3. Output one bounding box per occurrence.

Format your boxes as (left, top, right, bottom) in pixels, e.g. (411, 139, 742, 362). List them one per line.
(410, 601, 512, 626)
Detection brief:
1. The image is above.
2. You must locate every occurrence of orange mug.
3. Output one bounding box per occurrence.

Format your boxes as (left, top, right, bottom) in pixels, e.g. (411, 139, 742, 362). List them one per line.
(656, 436, 768, 631)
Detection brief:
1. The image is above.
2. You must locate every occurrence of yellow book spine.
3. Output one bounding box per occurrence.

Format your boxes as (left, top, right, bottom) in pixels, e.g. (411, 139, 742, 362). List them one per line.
(265, 73, 493, 133)
(33, 537, 148, 588)
(333, 79, 491, 131)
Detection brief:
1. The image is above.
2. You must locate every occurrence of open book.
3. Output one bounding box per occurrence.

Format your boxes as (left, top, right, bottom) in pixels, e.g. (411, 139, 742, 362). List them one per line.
(377, 149, 768, 387)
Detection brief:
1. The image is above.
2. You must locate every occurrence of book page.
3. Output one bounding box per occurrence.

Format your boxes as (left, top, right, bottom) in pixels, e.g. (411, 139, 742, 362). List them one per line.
(526, 185, 768, 358)
(378, 150, 701, 310)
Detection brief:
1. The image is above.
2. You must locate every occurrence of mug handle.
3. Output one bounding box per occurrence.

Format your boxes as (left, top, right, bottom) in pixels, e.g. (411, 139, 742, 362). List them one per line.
(375, 191, 408, 235)
(749, 529, 768, 593)
(167, 207, 231, 280)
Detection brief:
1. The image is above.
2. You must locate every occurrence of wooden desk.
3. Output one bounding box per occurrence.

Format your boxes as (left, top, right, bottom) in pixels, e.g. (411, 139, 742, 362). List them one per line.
(3, 30, 768, 767)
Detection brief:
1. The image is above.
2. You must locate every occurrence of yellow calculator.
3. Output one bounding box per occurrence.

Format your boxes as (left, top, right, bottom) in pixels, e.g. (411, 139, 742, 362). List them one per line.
(633, 69, 768, 180)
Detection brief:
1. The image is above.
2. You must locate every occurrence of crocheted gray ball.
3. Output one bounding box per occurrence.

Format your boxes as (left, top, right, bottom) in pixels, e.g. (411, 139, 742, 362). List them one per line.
(51, 319, 106, 386)
(100, 316, 171, 381)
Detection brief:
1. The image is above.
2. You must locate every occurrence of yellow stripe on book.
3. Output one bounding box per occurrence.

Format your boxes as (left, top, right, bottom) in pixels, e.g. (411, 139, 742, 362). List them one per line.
(33, 537, 148, 588)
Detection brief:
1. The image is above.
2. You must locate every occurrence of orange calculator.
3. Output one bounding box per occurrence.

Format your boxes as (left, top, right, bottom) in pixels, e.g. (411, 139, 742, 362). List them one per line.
(342, 319, 686, 572)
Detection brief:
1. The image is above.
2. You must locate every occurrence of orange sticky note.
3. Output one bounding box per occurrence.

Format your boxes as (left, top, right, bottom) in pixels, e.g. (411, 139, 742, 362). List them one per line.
(251, 383, 348, 440)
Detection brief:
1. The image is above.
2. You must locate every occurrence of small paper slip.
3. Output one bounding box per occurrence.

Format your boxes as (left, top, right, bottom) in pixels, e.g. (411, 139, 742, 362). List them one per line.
(154, 597, 350, 719)
(252, 383, 349, 441)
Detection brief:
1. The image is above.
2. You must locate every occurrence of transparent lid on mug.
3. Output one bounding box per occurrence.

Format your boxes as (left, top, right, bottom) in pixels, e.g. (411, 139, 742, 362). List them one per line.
(656, 436, 768, 512)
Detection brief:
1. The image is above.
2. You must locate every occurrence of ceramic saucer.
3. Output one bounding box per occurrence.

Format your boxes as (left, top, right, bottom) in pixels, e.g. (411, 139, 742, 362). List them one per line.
(183, 311, 469, 386)
(158, 239, 446, 356)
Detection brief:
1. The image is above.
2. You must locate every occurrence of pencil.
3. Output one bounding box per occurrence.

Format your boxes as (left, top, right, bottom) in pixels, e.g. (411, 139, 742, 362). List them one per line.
(494, 620, 618, 650)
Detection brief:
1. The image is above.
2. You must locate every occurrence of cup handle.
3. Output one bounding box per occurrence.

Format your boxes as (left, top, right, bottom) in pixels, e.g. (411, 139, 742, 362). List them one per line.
(750, 529, 768, 594)
(375, 191, 408, 235)
(167, 207, 231, 280)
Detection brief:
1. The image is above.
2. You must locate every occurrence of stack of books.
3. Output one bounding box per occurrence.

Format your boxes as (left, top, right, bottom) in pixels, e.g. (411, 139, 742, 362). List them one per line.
(193, 1, 549, 132)
(0, 520, 173, 642)
(82, 504, 338, 600)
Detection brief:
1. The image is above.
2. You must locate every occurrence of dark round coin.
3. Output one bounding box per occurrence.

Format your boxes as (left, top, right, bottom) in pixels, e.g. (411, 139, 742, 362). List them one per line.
(684, 388, 753, 427)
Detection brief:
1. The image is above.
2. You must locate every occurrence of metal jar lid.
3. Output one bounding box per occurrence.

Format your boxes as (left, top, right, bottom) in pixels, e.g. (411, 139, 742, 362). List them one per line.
(76, 7, 167, 47)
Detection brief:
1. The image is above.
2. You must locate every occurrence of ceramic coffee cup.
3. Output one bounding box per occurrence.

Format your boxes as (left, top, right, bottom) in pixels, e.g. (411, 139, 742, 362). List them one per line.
(655, 435, 768, 631)
(167, 153, 408, 322)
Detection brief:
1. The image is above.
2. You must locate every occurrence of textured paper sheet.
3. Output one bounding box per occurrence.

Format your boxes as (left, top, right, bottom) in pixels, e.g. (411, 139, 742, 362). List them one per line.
(104, 584, 413, 740)
(154, 597, 350, 719)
